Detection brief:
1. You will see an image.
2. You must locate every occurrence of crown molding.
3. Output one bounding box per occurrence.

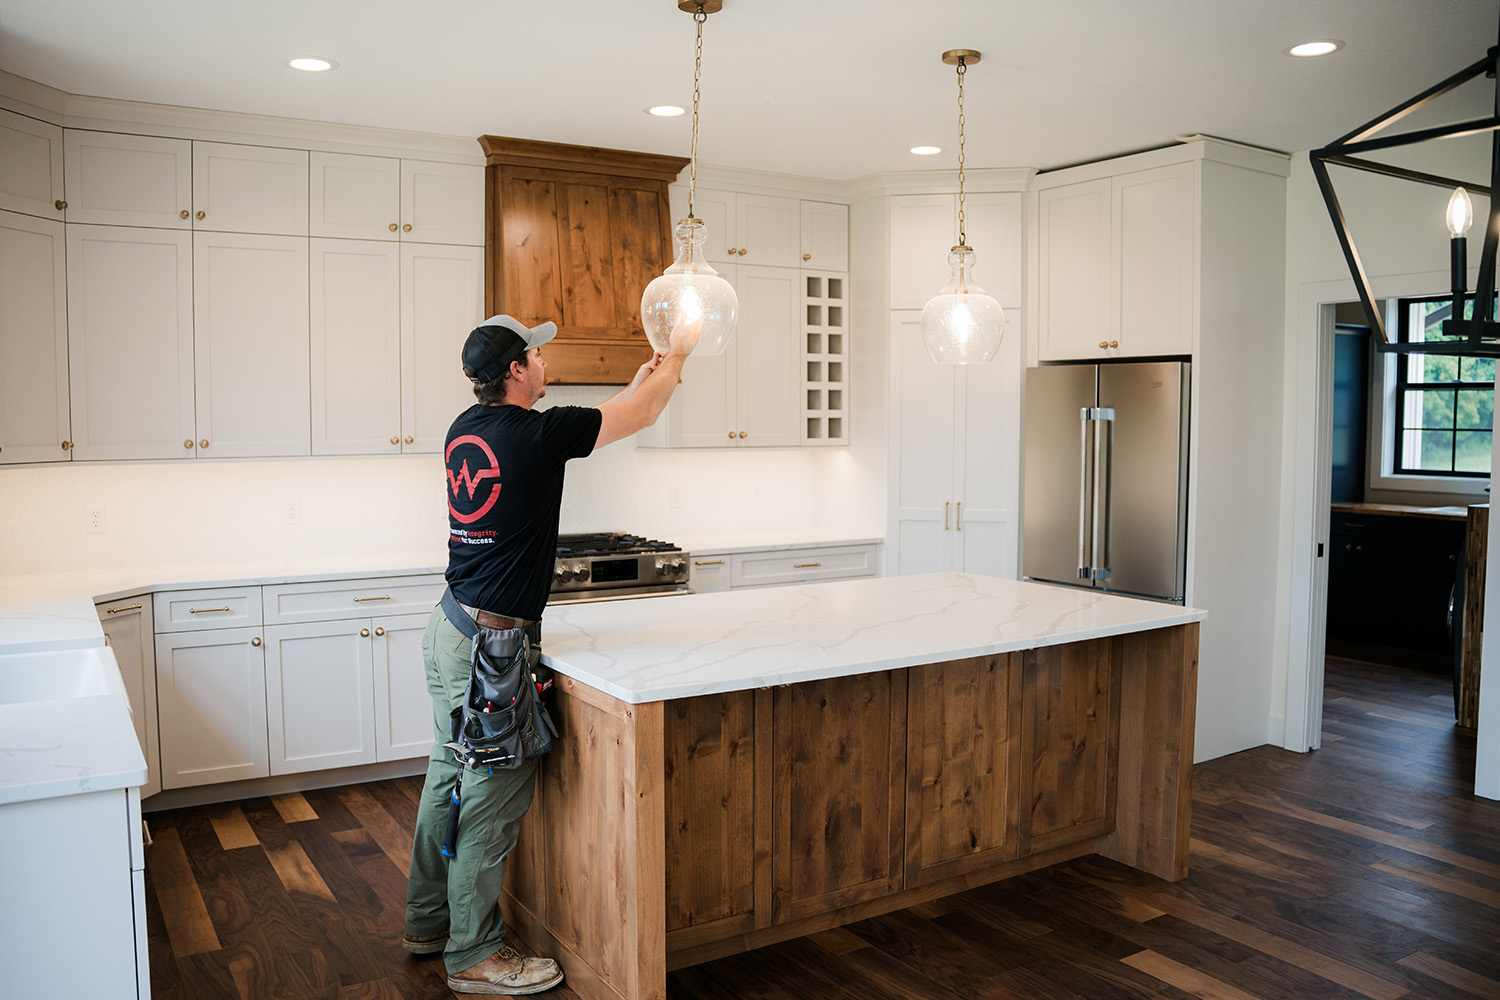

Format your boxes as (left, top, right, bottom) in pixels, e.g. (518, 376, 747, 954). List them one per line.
(844, 167, 1037, 202)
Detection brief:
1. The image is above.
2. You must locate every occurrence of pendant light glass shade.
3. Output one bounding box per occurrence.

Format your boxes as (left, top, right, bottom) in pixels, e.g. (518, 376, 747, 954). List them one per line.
(921, 245, 1005, 364)
(641, 217, 737, 355)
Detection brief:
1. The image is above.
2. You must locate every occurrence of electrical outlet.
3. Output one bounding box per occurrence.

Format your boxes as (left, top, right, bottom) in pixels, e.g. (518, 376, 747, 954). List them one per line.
(86, 504, 105, 533)
(283, 498, 301, 524)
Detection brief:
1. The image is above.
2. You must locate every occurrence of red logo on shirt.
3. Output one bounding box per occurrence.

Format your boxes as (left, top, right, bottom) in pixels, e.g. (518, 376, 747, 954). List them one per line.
(446, 435, 502, 523)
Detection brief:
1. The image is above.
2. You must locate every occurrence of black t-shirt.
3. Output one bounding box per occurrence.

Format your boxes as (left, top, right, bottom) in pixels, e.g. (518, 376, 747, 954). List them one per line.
(443, 403, 602, 622)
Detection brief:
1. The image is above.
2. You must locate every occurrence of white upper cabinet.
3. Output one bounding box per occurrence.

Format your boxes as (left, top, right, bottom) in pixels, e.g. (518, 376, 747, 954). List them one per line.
(0, 211, 71, 464)
(192, 232, 310, 457)
(960, 191, 1024, 308)
(735, 194, 800, 268)
(799, 201, 849, 271)
(401, 243, 485, 452)
(890, 192, 1022, 310)
(0, 109, 65, 220)
(64, 131, 192, 228)
(310, 151, 402, 240)
(67, 225, 195, 460)
(310, 238, 402, 455)
(1037, 178, 1111, 359)
(400, 160, 484, 245)
(191, 141, 308, 235)
(677, 186, 735, 264)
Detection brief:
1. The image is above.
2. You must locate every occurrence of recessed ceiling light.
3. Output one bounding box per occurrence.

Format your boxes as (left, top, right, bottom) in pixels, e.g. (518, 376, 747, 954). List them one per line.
(1286, 40, 1344, 58)
(911, 145, 943, 155)
(288, 56, 338, 72)
(647, 105, 686, 117)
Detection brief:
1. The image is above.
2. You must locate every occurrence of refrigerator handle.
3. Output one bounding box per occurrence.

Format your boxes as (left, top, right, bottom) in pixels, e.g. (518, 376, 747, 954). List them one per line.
(1078, 407, 1093, 579)
(1091, 408, 1115, 582)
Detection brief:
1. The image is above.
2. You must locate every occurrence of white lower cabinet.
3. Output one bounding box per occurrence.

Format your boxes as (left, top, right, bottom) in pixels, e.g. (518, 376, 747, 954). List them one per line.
(0, 210, 70, 464)
(689, 543, 880, 594)
(154, 626, 269, 789)
(98, 594, 161, 799)
(372, 612, 436, 761)
(264, 621, 378, 774)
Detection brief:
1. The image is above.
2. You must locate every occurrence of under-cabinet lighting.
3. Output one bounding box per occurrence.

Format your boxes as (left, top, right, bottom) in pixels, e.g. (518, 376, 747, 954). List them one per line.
(288, 56, 338, 72)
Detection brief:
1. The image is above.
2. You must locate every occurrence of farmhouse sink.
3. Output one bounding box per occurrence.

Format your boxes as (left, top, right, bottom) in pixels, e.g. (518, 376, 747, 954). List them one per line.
(0, 645, 126, 705)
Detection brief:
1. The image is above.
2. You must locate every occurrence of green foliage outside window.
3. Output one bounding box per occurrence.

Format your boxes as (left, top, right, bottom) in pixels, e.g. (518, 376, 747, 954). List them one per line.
(1396, 296, 1494, 476)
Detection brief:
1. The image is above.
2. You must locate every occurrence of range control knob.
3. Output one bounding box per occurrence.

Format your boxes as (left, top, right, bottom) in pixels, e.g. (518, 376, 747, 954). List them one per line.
(554, 566, 569, 584)
(655, 560, 670, 577)
(572, 563, 590, 582)
(670, 558, 685, 575)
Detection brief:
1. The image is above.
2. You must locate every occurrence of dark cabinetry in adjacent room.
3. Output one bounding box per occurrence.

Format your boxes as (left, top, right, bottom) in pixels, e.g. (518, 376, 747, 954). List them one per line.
(1326, 512, 1464, 671)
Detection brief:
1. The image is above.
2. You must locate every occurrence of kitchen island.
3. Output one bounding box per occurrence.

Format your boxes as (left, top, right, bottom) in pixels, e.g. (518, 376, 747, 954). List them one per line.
(511, 572, 1204, 1000)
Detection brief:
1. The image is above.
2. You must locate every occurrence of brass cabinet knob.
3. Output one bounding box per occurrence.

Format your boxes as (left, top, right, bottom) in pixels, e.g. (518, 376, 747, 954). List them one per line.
(196, 210, 205, 220)
(402, 223, 412, 232)
(1109, 340, 1119, 349)
(374, 627, 385, 636)
(404, 435, 414, 444)
(739, 431, 748, 439)
(184, 439, 194, 449)
(251, 637, 262, 647)
(61, 440, 73, 451)
(737, 248, 747, 255)
(727, 431, 736, 439)
(389, 223, 398, 232)
(199, 439, 209, 449)
(55, 199, 67, 211)
(180, 210, 189, 220)
(802, 253, 811, 261)
(360, 628, 370, 637)
(390, 436, 399, 445)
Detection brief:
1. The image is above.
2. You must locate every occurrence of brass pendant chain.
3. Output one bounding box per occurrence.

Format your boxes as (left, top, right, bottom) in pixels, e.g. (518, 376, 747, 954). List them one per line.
(956, 56, 967, 247)
(688, 5, 706, 218)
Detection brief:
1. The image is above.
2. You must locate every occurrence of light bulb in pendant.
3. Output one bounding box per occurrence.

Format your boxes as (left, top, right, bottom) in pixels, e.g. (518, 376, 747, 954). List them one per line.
(641, 216, 737, 355)
(920, 245, 1005, 364)
(1447, 186, 1474, 237)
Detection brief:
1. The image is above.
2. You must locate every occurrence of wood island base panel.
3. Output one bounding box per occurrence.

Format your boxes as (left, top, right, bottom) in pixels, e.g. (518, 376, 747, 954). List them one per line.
(502, 622, 1199, 1000)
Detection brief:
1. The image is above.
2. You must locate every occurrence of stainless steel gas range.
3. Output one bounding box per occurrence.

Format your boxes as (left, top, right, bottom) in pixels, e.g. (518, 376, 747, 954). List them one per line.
(548, 532, 691, 604)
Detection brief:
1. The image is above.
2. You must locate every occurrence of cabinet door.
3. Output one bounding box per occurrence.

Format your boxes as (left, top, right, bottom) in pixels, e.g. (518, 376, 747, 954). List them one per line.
(687, 556, 730, 593)
(155, 627, 268, 789)
(0, 109, 64, 219)
(960, 191, 1023, 308)
(99, 595, 160, 799)
(799, 201, 848, 271)
(662, 338, 735, 447)
(889, 313, 960, 575)
(193, 232, 310, 457)
(670, 184, 735, 265)
(372, 612, 435, 761)
(1037, 178, 1111, 361)
(63, 131, 192, 228)
(310, 151, 400, 240)
(735, 194, 799, 268)
(264, 621, 377, 774)
(310, 238, 402, 455)
(0, 212, 70, 464)
(401, 160, 484, 245)
(67, 225, 195, 460)
(771, 671, 906, 923)
(735, 264, 800, 446)
(400, 243, 485, 452)
(192, 141, 308, 235)
(1113, 163, 1194, 357)
(957, 308, 1022, 579)
(888, 194, 956, 309)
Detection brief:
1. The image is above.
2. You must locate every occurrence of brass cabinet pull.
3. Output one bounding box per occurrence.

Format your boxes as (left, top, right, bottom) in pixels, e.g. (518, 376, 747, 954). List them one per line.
(737, 248, 747, 255)
(184, 439, 194, 449)
(727, 431, 736, 439)
(61, 441, 73, 451)
(374, 627, 385, 636)
(390, 436, 399, 445)
(389, 223, 398, 232)
(956, 501, 963, 530)
(189, 606, 230, 614)
(199, 439, 209, 449)
(738, 431, 747, 439)
(106, 603, 142, 614)
(694, 559, 725, 566)
(802, 253, 811, 261)
(793, 562, 822, 569)
(402, 223, 412, 232)
(360, 628, 370, 637)
(944, 501, 950, 530)
(1109, 340, 1119, 349)
(1099, 341, 1109, 350)
(404, 435, 414, 444)
(180, 209, 190, 220)
(55, 199, 67, 211)
(353, 595, 391, 602)
(196, 210, 205, 220)
(251, 637, 262, 647)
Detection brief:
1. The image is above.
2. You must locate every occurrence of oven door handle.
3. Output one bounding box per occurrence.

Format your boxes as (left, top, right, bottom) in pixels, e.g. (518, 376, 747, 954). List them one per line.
(548, 586, 693, 606)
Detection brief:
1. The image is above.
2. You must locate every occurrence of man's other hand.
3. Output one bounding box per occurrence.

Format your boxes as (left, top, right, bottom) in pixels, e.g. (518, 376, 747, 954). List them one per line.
(669, 313, 703, 357)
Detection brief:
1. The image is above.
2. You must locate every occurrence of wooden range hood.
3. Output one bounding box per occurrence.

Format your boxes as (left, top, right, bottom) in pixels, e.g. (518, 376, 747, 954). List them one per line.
(478, 135, 689, 385)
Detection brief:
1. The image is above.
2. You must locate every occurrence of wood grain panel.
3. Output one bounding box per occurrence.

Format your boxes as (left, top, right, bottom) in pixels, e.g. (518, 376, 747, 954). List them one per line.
(904, 654, 1022, 886)
(772, 671, 907, 923)
(1459, 503, 1486, 729)
(1021, 638, 1118, 854)
(610, 185, 667, 340)
(663, 691, 757, 935)
(497, 173, 563, 327)
(561, 181, 617, 331)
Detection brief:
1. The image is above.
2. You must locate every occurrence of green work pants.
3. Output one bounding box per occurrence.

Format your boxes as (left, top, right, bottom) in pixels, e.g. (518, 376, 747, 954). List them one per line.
(404, 606, 540, 974)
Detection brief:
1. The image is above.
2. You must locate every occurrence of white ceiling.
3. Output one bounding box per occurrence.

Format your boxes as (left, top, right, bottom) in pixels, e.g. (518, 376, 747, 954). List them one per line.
(1, 0, 1496, 180)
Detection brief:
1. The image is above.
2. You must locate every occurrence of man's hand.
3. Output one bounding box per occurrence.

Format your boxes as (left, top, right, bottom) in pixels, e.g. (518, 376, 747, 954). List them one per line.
(628, 353, 665, 394)
(669, 313, 703, 357)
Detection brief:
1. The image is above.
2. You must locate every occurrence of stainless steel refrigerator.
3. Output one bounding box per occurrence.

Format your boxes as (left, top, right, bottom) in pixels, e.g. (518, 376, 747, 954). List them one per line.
(1022, 361, 1190, 602)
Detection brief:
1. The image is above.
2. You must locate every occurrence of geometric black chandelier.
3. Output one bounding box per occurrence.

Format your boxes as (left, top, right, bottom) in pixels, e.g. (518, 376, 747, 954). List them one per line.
(1310, 15, 1500, 356)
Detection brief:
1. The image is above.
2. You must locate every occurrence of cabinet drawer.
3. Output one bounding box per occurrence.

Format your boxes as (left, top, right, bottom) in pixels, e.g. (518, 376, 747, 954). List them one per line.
(154, 587, 261, 632)
(731, 545, 876, 588)
(262, 575, 445, 625)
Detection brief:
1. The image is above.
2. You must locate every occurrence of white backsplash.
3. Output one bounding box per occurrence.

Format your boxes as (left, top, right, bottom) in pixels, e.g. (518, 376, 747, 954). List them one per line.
(0, 385, 882, 577)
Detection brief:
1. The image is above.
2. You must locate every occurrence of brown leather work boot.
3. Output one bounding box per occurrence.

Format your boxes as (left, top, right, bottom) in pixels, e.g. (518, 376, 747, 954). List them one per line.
(446, 944, 564, 995)
(400, 930, 448, 955)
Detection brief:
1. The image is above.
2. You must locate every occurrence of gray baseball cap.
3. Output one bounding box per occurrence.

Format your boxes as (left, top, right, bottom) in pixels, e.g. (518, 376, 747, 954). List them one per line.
(461, 314, 559, 383)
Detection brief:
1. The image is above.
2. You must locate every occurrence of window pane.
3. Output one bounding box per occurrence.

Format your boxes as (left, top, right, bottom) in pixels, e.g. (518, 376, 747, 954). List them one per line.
(1460, 356, 1496, 382)
(1455, 431, 1492, 472)
(1457, 389, 1494, 430)
(1419, 355, 1460, 383)
(1413, 389, 1455, 428)
(1403, 428, 1454, 471)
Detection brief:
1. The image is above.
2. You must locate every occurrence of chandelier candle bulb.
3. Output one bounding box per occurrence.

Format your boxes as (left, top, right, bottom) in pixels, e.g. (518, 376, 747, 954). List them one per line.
(1451, 187, 1472, 309)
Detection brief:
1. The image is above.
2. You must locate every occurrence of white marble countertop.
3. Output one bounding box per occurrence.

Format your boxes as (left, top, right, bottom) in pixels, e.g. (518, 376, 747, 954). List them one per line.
(537, 571, 1206, 704)
(0, 692, 147, 806)
(674, 532, 884, 557)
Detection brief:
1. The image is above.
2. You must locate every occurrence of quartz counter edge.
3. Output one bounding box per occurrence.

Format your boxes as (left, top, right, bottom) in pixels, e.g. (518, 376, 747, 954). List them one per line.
(536, 572, 1206, 705)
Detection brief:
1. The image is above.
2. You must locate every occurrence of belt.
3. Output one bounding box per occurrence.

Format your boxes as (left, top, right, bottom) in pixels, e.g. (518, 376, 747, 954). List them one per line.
(459, 603, 532, 630)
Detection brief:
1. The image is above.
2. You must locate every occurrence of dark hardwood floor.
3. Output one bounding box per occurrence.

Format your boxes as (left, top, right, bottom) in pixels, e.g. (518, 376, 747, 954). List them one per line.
(143, 657, 1497, 999)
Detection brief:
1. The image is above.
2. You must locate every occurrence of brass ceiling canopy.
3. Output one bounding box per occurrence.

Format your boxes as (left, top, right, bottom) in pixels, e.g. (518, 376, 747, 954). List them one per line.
(942, 49, 982, 66)
(678, 0, 723, 12)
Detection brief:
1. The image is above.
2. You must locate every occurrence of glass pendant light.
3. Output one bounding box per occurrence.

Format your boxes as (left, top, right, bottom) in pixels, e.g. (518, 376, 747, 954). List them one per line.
(641, 1, 737, 356)
(920, 49, 1005, 364)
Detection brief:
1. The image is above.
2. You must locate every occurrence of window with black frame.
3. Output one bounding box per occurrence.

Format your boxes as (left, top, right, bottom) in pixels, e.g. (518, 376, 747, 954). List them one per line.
(1393, 294, 1495, 476)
